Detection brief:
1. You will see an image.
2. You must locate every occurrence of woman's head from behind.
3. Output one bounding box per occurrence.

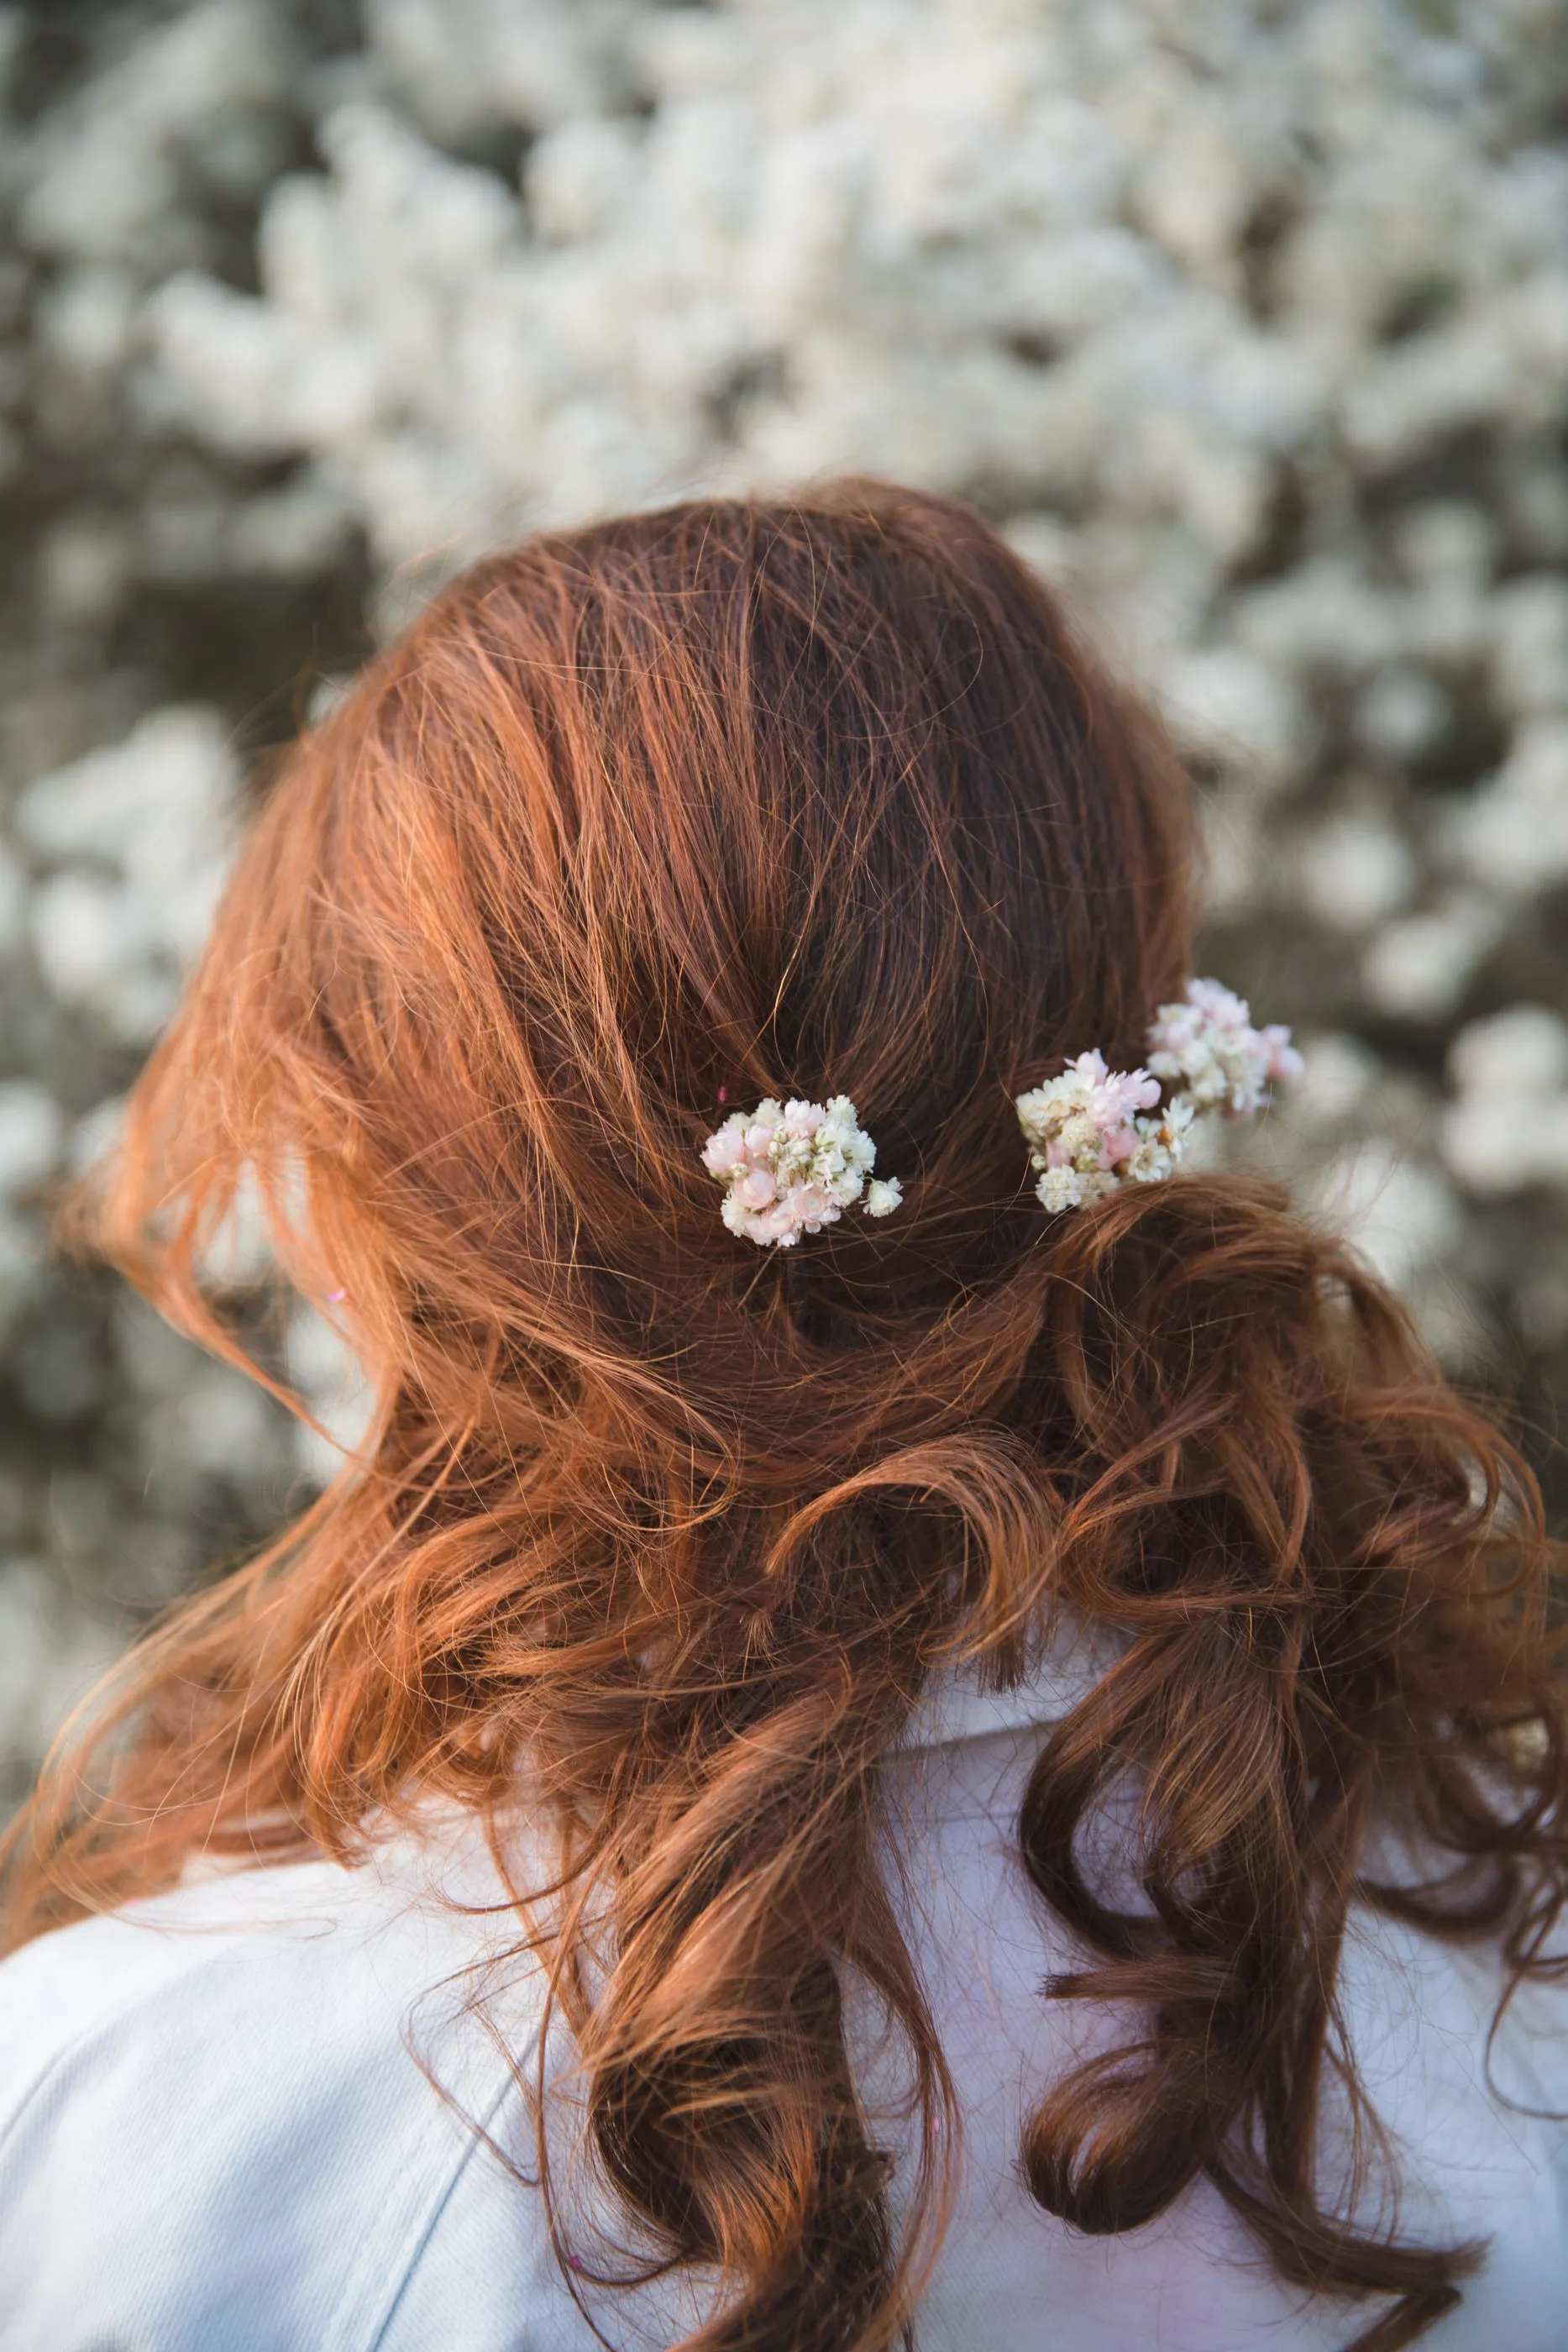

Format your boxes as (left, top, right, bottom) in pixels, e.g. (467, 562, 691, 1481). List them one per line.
(14, 485, 1565, 2352)
(142, 480, 1192, 1433)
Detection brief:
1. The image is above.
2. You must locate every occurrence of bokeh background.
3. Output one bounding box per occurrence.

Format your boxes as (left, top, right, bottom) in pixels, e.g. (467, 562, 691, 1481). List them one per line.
(2, 0, 1567, 1804)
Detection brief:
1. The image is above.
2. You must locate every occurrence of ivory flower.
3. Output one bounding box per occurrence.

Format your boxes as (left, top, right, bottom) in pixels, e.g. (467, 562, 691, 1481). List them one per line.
(1017, 979, 1298, 1214)
(702, 1094, 900, 1247)
(1146, 979, 1303, 1117)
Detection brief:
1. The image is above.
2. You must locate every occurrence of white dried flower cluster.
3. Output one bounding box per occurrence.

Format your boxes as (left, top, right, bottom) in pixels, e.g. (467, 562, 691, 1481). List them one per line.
(1015, 1053, 1179, 1213)
(1016, 981, 1298, 1214)
(702, 1096, 901, 1247)
(0, 0, 1566, 1782)
(1146, 978, 1305, 1116)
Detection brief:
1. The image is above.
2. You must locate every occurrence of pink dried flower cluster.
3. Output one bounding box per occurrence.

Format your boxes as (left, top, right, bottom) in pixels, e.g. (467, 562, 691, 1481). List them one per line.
(1016, 978, 1300, 1215)
(1015, 1051, 1188, 1213)
(1146, 977, 1304, 1116)
(701, 1095, 902, 1247)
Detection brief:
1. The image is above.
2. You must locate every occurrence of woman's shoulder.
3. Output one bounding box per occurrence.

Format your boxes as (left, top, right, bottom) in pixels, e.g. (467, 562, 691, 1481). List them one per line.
(0, 1819, 579, 2352)
(2, 1850, 390, 2057)
(0, 1819, 522, 2106)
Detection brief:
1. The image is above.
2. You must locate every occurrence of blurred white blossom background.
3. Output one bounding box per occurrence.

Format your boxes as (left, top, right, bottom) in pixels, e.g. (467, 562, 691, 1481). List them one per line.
(1, 0, 1566, 1798)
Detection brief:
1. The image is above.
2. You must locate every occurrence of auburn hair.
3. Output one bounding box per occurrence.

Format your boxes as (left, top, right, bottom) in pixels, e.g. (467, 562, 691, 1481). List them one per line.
(6, 483, 1565, 2352)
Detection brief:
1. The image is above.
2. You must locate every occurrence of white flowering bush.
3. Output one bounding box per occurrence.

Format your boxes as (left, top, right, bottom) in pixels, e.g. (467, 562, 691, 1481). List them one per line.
(1, 0, 1566, 1788)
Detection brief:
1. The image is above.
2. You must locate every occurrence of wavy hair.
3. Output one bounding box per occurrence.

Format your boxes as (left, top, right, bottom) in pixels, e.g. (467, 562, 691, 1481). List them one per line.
(6, 483, 1565, 2352)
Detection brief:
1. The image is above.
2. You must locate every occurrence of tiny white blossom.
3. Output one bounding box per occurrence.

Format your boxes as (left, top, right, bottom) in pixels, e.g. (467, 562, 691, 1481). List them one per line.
(1036, 1166, 1087, 1211)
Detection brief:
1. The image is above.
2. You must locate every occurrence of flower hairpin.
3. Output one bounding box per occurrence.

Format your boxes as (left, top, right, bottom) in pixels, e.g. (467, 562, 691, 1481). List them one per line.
(1015, 978, 1302, 1214)
(701, 1095, 903, 1248)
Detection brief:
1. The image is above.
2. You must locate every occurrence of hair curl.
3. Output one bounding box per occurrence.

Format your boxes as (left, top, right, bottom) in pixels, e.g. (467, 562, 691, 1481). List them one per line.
(7, 483, 1565, 2352)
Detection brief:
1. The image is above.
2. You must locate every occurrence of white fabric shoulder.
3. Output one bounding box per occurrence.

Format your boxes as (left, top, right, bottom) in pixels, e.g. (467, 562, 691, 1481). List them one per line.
(3, 1649, 1568, 2352)
(0, 1832, 573, 2352)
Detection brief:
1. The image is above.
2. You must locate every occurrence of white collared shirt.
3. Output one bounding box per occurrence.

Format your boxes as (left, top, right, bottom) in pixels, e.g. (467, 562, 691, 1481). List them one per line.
(3, 1646, 1565, 2351)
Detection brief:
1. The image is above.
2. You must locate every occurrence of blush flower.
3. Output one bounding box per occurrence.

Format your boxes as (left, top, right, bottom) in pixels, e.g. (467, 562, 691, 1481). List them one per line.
(1017, 979, 1299, 1215)
(1015, 1050, 1164, 1208)
(1147, 979, 1303, 1117)
(702, 1095, 901, 1247)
